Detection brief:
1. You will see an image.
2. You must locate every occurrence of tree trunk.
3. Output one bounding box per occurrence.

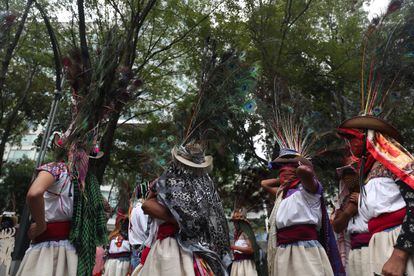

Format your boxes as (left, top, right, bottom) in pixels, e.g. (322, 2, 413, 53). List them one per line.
(93, 110, 121, 184)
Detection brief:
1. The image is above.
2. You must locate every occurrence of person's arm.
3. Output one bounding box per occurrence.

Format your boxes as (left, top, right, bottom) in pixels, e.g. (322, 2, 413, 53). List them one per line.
(26, 171, 55, 240)
(260, 178, 279, 195)
(141, 198, 177, 226)
(332, 193, 359, 233)
(296, 165, 318, 193)
(382, 181, 414, 276)
(231, 234, 254, 254)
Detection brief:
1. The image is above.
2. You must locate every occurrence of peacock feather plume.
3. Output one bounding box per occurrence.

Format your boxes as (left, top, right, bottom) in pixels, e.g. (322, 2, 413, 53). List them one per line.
(182, 39, 260, 146)
(359, 0, 414, 116)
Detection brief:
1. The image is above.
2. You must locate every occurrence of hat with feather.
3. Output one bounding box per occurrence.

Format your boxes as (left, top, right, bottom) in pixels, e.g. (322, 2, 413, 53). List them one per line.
(269, 112, 314, 168)
(338, 0, 414, 141)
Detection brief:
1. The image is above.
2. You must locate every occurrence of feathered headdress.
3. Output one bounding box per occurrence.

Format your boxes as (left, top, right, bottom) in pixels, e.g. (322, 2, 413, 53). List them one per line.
(61, 30, 142, 189)
(172, 40, 259, 170)
(358, 0, 413, 117)
(181, 41, 259, 147)
(269, 111, 314, 167)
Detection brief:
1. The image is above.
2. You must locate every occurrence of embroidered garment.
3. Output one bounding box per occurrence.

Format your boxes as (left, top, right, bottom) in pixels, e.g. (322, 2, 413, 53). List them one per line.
(37, 162, 73, 222)
(395, 181, 414, 253)
(155, 163, 230, 276)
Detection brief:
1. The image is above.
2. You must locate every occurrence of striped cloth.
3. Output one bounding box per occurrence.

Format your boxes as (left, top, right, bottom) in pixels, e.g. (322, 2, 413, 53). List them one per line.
(70, 172, 108, 276)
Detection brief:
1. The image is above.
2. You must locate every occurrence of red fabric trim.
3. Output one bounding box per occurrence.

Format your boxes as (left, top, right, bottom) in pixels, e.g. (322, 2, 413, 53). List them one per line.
(156, 222, 178, 240)
(33, 221, 71, 244)
(350, 232, 372, 249)
(337, 128, 364, 139)
(366, 133, 414, 190)
(277, 224, 318, 245)
(234, 253, 253, 261)
(368, 207, 406, 234)
(140, 246, 151, 265)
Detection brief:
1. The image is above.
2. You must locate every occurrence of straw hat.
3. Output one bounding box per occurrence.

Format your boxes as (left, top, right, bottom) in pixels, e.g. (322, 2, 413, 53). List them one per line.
(171, 143, 213, 169)
(339, 115, 402, 142)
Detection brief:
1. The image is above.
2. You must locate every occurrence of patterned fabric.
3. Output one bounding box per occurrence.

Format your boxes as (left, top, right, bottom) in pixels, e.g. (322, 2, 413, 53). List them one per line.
(367, 130, 414, 189)
(366, 161, 396, 182)
(155, 162, 230, 276)
(70, 173, 108, 276)
(37, 162, 68, 181)
(395, 181, 414, 254)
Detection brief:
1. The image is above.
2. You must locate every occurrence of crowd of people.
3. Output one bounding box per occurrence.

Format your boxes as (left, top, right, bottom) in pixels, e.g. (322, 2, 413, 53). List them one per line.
(12, 108, 414, 276)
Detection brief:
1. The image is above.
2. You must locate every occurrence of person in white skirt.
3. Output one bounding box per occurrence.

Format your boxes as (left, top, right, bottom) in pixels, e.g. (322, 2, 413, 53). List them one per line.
(230, 208, 266, 276)
(338, 116, 414, 276)
(136, 143, 231, 276)
(262, 115, 344, 276)
(332, 164, 371, 275)
(16, 154, 77, 275)
(103, 209, 131, 276)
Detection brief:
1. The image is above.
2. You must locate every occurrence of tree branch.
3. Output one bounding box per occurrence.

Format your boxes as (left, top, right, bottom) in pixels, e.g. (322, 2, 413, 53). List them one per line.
(77, 0, 91, 75)
(0, 0, 34, 97)
(34, 1, 62, 91)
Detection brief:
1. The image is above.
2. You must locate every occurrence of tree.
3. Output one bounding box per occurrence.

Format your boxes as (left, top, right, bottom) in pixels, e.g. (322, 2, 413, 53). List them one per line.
(0, 157, 35, 215)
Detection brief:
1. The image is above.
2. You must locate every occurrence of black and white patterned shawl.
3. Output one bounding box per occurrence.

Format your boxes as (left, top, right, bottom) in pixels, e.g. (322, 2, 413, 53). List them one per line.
(155, 162, 230, 275)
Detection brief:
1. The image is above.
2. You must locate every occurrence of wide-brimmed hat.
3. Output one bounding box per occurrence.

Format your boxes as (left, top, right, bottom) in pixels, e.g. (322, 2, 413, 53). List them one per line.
(271, 148, 313, 167)
(53, 132, 104, 159)
(171, 143, 213, 169)
(339, 115, 402, 142)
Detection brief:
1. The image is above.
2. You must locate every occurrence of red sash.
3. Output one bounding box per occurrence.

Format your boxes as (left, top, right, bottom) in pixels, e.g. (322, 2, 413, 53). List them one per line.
(234, 253, 253, 261)
(368, 207, 406, 234)
(33, 221, 71, 244)
(107, 252, 131, 259)
(350, 232, 372, 249)
(156, 222, 178, 240)
(140, 222, 178, 266)
(277, 224, 318, 246)
(140, 246, 151, 265)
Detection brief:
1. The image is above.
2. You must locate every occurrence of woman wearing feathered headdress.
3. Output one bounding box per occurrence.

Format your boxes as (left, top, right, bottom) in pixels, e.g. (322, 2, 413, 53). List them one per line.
(132, 142, 230, 276)
(331, 164, 369, 275)
(261, 114, 344, 276)
(230, 208, 266, 276)
(336, 1, 414, 275)
(103, 209, 131, 276)
(16, 133, 107, 276)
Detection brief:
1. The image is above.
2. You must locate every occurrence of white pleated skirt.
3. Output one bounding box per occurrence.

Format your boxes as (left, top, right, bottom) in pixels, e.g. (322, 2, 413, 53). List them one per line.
(272, 240, 333, 276)
(347, 247, 369, 276)
(368, 226, 414, 276)
(103, 258, 130, 276)
(16, 240, 77, 276)
(136, 237, 195, 276)
(230, 259, 257, 276)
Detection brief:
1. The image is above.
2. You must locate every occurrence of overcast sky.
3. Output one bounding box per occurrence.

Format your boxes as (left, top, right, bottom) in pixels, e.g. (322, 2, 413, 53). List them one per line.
(367, 0, 391, 18)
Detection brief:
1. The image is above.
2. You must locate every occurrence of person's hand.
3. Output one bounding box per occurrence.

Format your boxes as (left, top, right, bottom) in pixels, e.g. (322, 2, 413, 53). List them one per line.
(344, 202, 358, 217)
(382, 248, 408, 276)
(28, 222, 46, 240)
(296, 165, 314, 180)
(348, 192, 360, 205)
(230, 245, 237, 251)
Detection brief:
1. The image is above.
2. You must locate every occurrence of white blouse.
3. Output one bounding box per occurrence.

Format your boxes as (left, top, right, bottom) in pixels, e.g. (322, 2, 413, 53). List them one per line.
(276, 184, 322, 229)
(128, 201, 149, 246)
(347, 213, 368, 234)
(234, 234, 249, 254)
(39, 162, 74, 223)
(108, 236, 130, 254)
(359, 177, 406, 221)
